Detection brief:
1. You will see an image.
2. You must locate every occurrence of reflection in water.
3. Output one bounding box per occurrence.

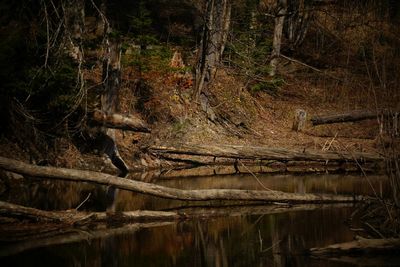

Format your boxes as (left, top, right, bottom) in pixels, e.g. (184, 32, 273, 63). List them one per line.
(0, 173, 396, 266)
(2, 206, 384, 267)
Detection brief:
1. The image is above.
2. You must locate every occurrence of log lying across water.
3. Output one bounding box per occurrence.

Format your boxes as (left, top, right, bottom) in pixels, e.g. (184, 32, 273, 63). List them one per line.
(0, 201, 181, 225)
(148, 143, 383, 163)
(0, 156, 363, 203)
(91, 109, 150, 132)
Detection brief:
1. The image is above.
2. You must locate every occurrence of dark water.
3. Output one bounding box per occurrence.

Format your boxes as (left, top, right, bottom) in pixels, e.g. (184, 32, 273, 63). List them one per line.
(1, 172, 399, 267)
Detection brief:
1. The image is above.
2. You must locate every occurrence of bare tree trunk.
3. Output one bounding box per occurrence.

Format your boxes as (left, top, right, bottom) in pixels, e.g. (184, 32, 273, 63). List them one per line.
(99, 2, 128, 175)
(269, 0, 287, 77)
(194, 0, 231, 101)
(285, 0, 312, 51)
(384, 111, 400, 207)
(63, 0, 85, 61)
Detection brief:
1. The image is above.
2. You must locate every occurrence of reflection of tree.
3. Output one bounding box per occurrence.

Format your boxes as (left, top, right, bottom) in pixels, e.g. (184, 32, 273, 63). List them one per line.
(196, 221, 228, 267)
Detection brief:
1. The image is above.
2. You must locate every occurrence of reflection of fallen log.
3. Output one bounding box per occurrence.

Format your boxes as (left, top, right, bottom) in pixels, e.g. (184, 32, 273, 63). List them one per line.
(0, 202, 350, 257)
(0, 156, 363, 203)
(0, 220, 174, 257)
(310, 237, 400, 256)
(319, 255, 400, 266)
(91, 109, 150, 132)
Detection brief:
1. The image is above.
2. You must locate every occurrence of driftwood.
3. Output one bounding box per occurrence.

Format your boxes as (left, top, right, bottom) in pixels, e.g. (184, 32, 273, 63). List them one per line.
(149, 143, 383, 163)
(0, 156, 363, 203)
(310, 237, 400, 256)
(92, 109, 150, 132)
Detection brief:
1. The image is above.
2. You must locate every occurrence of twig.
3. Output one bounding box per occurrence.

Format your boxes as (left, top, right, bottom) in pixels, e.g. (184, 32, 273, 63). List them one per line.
(261, 239, 282, 253)
(42, 0, 50, 68)
(75, 193, 91, 211)
(279, 54, 342, 82)
(364, 222, 386, 239)
(322, 132, 338, 151)
(238, 160, 273, 191)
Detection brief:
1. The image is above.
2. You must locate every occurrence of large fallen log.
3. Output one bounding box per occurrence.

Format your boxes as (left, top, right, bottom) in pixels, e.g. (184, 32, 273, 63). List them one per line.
(148, 143, 383, 162)
(91, 109, 150, 132)
(0, 156, 363, 203)
(0, 201, 337, 227)
(311, 110, 398, 126)
(0, 201, 181, 225)
(310, 237, 400, 256)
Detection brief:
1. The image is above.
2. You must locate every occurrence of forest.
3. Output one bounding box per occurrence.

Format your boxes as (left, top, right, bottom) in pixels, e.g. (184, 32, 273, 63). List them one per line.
(0, 0, 400, 266)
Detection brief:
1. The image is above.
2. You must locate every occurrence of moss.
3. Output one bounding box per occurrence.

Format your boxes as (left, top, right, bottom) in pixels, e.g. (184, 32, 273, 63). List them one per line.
(250, 78, 285, 95)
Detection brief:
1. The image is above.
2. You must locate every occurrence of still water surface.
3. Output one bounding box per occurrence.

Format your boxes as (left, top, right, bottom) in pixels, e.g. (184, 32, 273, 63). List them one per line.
(1, 172, 398, 266)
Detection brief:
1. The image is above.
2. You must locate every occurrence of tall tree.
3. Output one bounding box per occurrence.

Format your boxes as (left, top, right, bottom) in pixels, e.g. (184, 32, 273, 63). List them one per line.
(269, 0, 287, 77)
(98, 0, 129, 174)
(285, 0, 312, 51)
(63, 0, 85, 62)
(194, 0, 231, 101)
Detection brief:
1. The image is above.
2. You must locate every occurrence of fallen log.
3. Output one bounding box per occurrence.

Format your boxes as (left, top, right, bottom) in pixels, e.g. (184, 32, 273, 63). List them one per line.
(310, 237, 400, 256)
(310, 110, 396, 126)
(157, 153, 380, 174)
(91, 109, 150, 132)
(0, 201, 181, 225)
(0, 156, 363, 203)
(148, 143, 383, 162)
(1, 201, 339, 227)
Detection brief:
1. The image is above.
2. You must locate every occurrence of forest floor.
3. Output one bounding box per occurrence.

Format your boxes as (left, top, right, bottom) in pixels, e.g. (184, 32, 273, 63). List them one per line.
(0, 51, 385, 174)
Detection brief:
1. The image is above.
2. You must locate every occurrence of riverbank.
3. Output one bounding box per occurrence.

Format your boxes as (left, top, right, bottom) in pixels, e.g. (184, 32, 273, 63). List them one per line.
(0, 64, 387, 176)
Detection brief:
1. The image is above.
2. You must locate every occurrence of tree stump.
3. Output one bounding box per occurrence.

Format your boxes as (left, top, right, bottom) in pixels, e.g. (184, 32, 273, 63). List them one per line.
(292, 109, 307, 131)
